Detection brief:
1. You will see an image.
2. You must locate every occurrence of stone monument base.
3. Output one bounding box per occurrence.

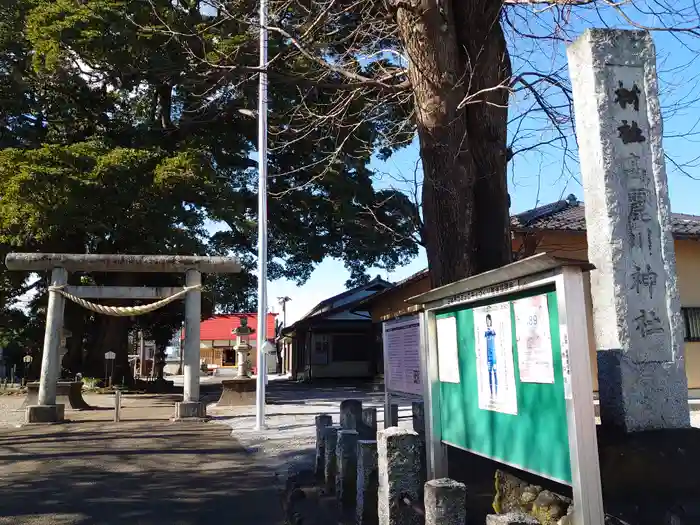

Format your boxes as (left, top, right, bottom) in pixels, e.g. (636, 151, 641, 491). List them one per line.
(217, 377, 256, 406)
(598, 351, 690, 432)
(23, 381, 91, 410)
(173, 401, 208, 421)
(25, 404, 65, 424)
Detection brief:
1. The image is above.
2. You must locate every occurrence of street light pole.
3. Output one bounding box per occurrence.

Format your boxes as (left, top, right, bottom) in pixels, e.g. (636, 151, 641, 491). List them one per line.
(255, 0, 269, 432)
(277, 296, 291, 328)
(277, 296, 291, 376)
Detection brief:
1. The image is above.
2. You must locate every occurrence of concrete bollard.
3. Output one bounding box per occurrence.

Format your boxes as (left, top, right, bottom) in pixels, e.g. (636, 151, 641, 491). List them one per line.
(424, 478, 466, 525)
(485, 513, 539, 524)
(114, 391, 121, 423)
(412, 401, 427, 495)
(361, 407, 378, 440)
(336, 429, 359, 515)
(340, 399, 363, 430)
(386, 403, 399, 428)
(315, 414, 333, 478)
(411, 401, 425, 435)
(378, 427, 422, 525)
(357, 440, 379, 525)
(324, 425, 341, 493)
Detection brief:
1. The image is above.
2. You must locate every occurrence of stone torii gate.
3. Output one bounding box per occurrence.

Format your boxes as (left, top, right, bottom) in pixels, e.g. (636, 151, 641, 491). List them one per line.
(4, 253, 241, 424)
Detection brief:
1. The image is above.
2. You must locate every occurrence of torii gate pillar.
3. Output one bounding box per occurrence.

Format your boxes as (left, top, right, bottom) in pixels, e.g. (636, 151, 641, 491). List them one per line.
(32, 267, 69, 423)
(177, 269, 205, 419)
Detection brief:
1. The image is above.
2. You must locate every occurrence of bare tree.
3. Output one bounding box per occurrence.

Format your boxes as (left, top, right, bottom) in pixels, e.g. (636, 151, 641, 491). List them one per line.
(128, 0, 700, 287)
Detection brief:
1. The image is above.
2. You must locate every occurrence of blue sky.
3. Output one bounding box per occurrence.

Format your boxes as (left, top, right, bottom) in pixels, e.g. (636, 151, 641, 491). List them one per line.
(239, 3, 700, 325)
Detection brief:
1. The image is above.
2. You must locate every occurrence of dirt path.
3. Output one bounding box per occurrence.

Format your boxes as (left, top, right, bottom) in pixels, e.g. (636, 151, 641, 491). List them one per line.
(0, 397, 286, 525)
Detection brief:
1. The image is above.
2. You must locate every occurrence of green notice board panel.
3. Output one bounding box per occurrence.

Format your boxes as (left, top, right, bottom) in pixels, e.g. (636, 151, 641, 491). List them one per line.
(437, 287, 571, 484)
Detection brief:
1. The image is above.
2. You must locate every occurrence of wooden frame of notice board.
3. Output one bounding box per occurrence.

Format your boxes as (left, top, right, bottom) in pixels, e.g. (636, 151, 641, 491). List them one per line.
(408, 254, 604, 525)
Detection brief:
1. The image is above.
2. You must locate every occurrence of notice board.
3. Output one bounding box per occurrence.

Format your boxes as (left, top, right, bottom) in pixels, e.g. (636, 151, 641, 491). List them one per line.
(383, 315, 423, 396)
(436, 286, 572, 484)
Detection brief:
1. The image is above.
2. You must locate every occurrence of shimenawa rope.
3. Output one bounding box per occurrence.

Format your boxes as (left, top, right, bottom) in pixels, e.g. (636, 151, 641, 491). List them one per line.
(47, 284, 202, 317)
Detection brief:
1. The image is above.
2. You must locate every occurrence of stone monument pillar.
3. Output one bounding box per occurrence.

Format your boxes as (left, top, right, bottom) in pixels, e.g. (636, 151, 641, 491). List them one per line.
(567, 29, 690, 431)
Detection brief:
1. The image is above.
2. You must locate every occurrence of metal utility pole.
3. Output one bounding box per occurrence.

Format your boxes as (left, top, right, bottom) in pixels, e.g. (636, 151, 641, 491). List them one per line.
(255, 0, 269, 432)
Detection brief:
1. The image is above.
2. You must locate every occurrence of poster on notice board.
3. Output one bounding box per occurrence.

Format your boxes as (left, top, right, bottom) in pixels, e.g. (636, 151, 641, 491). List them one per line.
(513, 294, 555, 384)
(473, 302, 517, 415)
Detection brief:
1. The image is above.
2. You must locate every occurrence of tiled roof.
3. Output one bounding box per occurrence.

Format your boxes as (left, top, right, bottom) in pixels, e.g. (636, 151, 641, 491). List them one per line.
(512, 194, 700, 237)
(299, 275, 393, 320)
(349, 268, 428, 312)
(196, 313, 277, 341)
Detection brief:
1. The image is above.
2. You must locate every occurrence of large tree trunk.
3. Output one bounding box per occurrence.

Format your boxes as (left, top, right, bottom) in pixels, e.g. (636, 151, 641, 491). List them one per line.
(63, 300, 86, 377)
(87, 315, 132, 386)
(83, 273, 137, 386)
(395, 0, 512, 287)
(62, 272, 86, 377)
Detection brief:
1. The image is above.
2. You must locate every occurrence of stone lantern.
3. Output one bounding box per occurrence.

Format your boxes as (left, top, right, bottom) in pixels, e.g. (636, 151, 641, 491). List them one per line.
(59, 328, 72, 379)
(217, 316, 258, 406)
(233, 316, 255, 378)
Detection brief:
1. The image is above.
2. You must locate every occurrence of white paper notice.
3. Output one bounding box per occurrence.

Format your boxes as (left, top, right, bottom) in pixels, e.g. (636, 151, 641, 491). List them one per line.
(383, 315, 422, 396)
(436, 316, 460, 384)
(513, 295, 555, 384)
(473, 302, 518, 415)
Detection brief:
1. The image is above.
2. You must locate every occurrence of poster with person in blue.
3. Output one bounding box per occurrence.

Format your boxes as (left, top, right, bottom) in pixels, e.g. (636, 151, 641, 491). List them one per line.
(474, 302, 518, 415)
(485, 314, 498, 397)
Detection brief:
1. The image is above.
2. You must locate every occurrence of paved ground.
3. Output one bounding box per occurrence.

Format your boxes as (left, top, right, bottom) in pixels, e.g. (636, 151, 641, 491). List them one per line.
(0, 380, 417, 525)
(0, 394, 288, 525)
(8, 378, 699, 525)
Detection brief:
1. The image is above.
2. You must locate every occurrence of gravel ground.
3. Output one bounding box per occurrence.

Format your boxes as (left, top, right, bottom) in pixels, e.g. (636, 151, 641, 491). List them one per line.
(207, 381, 700, 456)
(208, 382, 416, 462)
(0, 392, 177, 428)
(0, 396, 25, 428)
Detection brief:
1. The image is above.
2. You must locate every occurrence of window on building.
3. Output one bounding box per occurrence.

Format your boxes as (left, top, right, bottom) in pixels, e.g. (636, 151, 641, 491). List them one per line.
(682, 307, 700, 342)
(332, 334, 371, 362)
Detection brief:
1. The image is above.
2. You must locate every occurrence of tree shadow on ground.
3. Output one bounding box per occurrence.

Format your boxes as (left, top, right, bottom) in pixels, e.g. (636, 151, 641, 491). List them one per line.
(0, 421, 293, 525)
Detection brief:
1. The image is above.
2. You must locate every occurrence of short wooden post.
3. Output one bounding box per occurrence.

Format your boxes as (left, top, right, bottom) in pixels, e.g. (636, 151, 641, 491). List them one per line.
(336, 429, 359, 515)
(324, 425, 341, 493)
(361, 407, 378, 440)
(357, 440, 379, 525)
(315, 414, 333, 478)
(386, 404, 399, 428)
(340, 399, 363, 430)
(114, 391, 121, 422)
(412, 401, 427, 495)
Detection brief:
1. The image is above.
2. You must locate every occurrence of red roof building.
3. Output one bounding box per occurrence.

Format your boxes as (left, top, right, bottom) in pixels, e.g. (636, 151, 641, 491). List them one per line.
(199, 313, 277, 341)
(187, 313, 278, 373)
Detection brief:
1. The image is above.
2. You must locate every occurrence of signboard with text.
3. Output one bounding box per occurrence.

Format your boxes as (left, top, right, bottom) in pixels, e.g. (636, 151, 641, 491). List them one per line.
(383, 315, 422, 396)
